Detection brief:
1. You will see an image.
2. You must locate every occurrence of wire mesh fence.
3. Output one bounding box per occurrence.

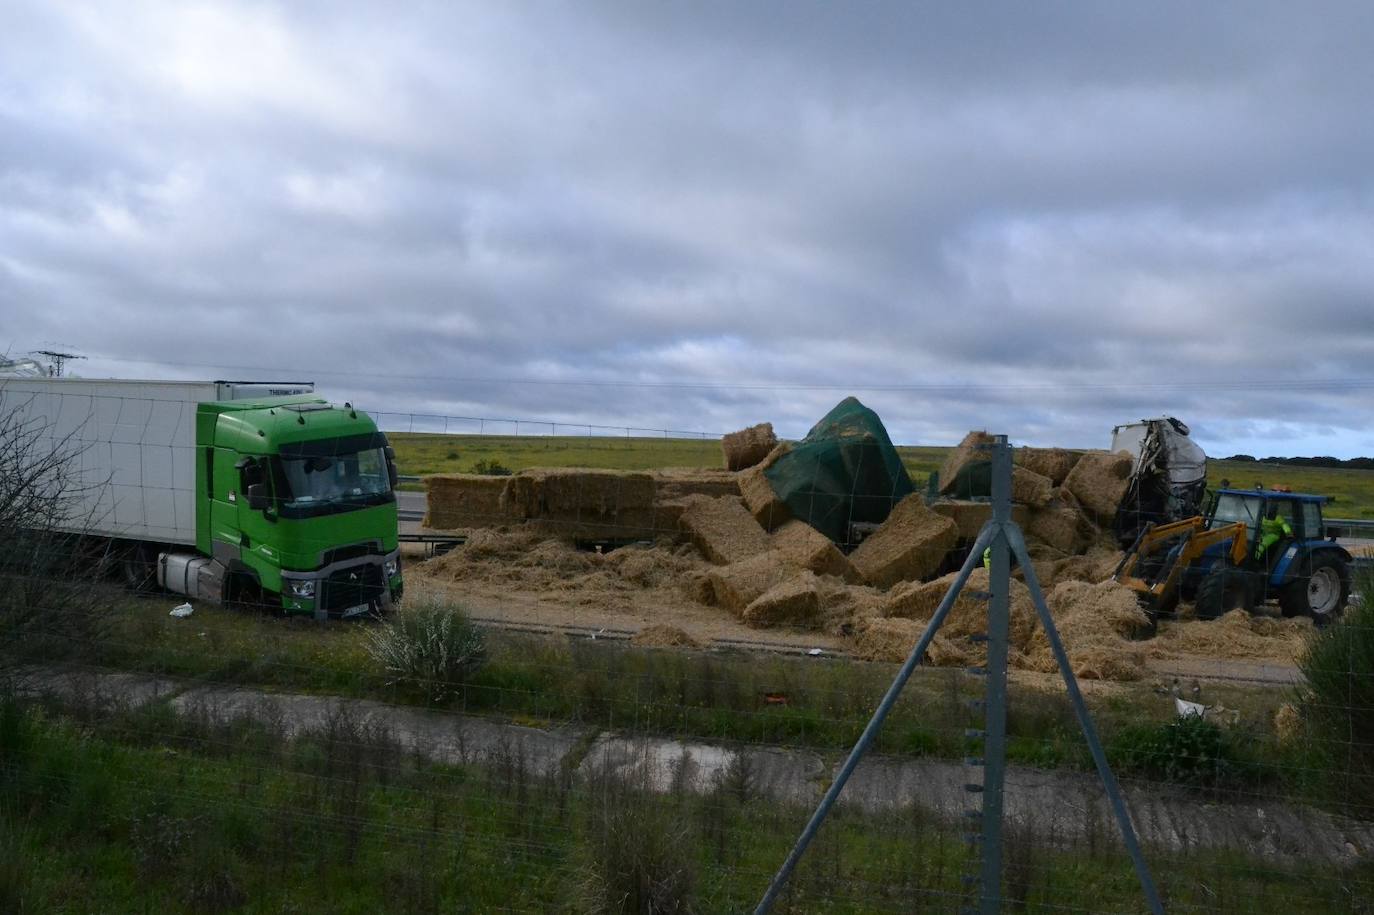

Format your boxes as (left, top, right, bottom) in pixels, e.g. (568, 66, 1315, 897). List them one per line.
(4, 380, 1374, 911)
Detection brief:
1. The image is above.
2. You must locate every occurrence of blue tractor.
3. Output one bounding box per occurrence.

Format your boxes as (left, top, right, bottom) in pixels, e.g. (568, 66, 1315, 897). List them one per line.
(1115, 488, 1353, 624)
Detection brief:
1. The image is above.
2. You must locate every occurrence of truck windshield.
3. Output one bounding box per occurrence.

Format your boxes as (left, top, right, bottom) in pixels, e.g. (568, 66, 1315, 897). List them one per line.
(277, 447, 391, 508)
(1211, 493, 1260, 533)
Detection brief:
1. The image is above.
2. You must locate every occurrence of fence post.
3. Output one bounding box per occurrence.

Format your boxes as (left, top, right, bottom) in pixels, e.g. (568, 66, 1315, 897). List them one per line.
(979, 435, 1012, 912)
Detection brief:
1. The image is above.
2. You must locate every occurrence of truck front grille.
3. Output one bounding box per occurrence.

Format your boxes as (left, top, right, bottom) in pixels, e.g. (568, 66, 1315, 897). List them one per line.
(319, 563, 385, 614)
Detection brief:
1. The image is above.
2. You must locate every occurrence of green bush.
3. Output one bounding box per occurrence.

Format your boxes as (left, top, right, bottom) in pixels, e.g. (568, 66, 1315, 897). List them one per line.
(365, 598, 486, 703)
(469, 459, 513, 476)
(1108, 715, 1256, 792)
(1298, 573, 1374, 811)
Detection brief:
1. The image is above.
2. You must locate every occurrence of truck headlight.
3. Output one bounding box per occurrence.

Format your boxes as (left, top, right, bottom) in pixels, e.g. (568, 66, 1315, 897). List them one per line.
(384, 559, 399, 578)
(288, 579, 316, 599)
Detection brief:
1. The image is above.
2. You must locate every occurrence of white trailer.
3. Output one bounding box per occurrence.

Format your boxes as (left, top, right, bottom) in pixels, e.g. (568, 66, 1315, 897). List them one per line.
(0, 377, 312, 545)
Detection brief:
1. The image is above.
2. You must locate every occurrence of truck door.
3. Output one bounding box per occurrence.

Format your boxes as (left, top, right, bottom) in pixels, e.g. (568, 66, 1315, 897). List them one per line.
(208, 448, 246, 567)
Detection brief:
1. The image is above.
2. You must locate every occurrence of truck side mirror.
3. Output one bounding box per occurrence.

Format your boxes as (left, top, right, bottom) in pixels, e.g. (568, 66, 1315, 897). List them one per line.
(246, 483, 270, 511)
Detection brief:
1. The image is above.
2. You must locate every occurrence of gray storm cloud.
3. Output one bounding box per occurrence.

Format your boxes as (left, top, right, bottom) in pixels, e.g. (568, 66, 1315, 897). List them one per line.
(2, 1, 1374, 456)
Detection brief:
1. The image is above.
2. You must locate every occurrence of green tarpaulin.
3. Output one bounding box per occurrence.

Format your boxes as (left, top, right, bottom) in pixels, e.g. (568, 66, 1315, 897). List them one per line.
(763, 397, 915, 546)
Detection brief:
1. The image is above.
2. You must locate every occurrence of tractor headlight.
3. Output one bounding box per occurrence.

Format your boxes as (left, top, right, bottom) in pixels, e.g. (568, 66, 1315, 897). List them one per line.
(288, 579, 316, 599)
(384, 558, 399, 578)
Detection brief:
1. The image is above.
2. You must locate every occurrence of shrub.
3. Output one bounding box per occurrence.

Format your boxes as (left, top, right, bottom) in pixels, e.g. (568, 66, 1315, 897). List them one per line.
(1299, 573, 1374, 811)
(1108, 715, 1256, 792)
(469, 459, 513, 476)
(582, 764, 698, 915)
(366, 597, 486, 703)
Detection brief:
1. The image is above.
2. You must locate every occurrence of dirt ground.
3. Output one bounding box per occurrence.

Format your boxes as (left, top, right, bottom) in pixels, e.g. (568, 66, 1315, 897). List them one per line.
(407, 528, 1314, 682)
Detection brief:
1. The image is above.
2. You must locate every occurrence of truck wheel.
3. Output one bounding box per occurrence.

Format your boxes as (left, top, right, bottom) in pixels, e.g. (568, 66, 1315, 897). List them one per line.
(120, 542, 157, 593)
(1279, 556, 1350, 624)
(225, 571, 265, 614)
(1194, 566, 1251, 621)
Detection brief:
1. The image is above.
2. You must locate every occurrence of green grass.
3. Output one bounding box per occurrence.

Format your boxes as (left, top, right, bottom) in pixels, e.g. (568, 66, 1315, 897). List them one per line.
(389, 434, 1374, 517)
(79, 595, 1315, 793)
(3, 692, 1371, 913)
(1211, 459, 1374, 519)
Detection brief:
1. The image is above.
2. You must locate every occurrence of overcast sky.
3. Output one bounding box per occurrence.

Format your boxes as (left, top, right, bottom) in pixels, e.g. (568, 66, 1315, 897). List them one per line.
(3, 1, 1374, 457)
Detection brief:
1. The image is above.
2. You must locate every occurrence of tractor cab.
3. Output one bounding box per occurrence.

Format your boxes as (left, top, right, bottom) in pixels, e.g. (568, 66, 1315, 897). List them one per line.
(1204, 489, 1326, 572)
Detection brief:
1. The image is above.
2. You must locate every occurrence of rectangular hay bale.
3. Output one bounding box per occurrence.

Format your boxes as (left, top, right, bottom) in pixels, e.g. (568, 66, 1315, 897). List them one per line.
(678, 494, 772, 565)
(422, 474, 512, 529)
(770, 520, 859, 581)
(706, 550, 793, 613)
(1062, 450, 1134, 524)
(849, 495, 959, 588)
(743, 571, 821, 627)
(722, 422, 779, 471)
(739, 443, 793, 531)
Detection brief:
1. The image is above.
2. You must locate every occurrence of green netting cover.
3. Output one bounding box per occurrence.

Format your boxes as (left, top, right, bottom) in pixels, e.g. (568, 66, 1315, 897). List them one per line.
(763, 397, 915, 546)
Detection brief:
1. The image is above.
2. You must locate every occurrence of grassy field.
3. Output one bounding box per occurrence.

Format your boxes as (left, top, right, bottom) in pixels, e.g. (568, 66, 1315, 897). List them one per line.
(389, 433, 1374, 517)
(41, 593, 1309, 791)
(5, 692, 1359, 913)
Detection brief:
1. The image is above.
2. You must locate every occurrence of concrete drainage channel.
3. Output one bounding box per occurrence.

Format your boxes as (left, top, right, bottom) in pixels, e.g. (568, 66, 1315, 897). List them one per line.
(11, 665, 1374, 866)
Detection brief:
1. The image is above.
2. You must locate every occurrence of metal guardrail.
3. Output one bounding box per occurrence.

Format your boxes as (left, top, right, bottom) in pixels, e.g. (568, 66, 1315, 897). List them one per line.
(1327, 518, 1374, 539)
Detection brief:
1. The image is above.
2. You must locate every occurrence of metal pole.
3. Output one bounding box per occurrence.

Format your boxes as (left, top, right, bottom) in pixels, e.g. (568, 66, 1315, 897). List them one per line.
(754, 525, 997, 915)
(1006, 524, 1165, 915)
(979, 437, 1012, 913)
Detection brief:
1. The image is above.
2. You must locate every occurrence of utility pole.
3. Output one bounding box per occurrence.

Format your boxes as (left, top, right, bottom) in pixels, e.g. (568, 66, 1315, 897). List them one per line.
(33, 350, 84, 377)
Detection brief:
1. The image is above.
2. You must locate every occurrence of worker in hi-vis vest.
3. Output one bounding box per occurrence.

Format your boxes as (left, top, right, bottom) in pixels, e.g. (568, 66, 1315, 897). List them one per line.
(982, 546, 1019, 570)
(1255, 504, 1293, 560)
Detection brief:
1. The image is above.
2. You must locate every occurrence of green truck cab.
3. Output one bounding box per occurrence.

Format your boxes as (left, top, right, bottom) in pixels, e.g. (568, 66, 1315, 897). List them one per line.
(195, 396, 402, 618)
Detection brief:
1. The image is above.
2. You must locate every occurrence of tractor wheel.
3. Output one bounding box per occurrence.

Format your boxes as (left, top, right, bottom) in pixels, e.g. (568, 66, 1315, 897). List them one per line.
(1194, 566, 1252, 621)
(1279, 556, 1350, 624)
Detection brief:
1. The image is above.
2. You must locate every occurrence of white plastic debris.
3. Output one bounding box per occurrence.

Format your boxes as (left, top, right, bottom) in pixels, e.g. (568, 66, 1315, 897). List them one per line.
(1175, 697, 1206, 719)
(807, 648, 824, 657)
(169, 602, 194, 618)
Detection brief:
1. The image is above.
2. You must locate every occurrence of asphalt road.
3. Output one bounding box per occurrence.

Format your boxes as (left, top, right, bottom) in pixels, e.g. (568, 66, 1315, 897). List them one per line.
(396, 490, 425, 530)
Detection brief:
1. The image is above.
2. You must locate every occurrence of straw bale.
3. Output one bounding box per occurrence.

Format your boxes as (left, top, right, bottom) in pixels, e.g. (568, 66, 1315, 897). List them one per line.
(770, 520, 859, 582)
(1014, 447, 1082, 485)
(1062, 451, 1134, 525)
(706, 551, 793, 613)
(743, 571, 822, 627)
(937, 431, 996, 495)
(849, 495, 959, 588)
(1025, 492, 1093, 555)
(1021, 580, 1151, 681)
(528, 507, 670, 542)
(631, 625, 703, 648)
(722, 422, 779, 471)
(931, 501, 1032, 541)
(679, 495, 771, 565)
(739, 443, 794, 530)
(499, 467, 657, 519)
(883, 567, 1039, 648)
(1010, 467, 1053, 508)
(853, 617, 970, 666)
(650, 469, 741, 501)
(422, 474, 511, 529)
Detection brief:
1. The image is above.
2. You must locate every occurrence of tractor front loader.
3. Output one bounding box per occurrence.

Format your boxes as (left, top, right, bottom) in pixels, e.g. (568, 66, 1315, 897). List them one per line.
(1113, 517, 1249, 626)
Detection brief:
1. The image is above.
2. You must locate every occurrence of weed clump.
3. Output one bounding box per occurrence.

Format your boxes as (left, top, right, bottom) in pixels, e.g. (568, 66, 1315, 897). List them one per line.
(1108, 715, 1257, 793)
(1298, 573, 1374, 812)
(366, 597, 486, 702)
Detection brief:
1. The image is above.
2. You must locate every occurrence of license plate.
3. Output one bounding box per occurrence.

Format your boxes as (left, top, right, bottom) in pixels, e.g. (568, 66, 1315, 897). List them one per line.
(341, 603, 372, 618)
